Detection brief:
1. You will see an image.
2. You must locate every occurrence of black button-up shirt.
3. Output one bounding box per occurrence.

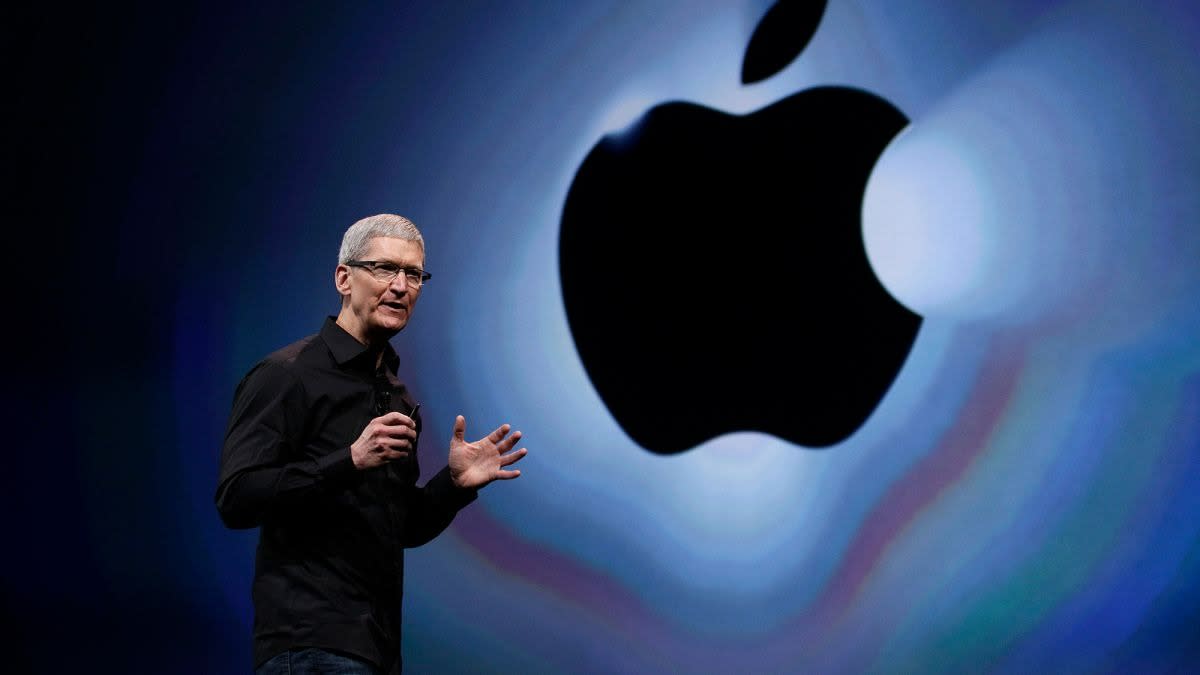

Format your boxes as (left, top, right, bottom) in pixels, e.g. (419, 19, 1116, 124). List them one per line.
(216, 317, 476, 673)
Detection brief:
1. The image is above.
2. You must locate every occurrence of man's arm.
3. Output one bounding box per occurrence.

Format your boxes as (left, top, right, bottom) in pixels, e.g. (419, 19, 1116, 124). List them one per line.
(399, 414, 527, 547)
(399, 465, 479, 547)
(214, 361, 357, 529)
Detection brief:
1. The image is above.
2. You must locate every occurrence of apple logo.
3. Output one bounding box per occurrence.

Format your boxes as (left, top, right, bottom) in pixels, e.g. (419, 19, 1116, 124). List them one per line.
(559, 0, 921, 454)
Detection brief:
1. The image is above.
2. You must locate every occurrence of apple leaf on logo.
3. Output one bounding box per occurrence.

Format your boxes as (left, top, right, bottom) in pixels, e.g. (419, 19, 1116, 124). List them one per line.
(741, 0, 828, 84)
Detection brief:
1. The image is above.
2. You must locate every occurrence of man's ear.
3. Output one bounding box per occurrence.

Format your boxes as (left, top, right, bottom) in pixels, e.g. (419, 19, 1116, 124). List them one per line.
(334, 264, 352, 296)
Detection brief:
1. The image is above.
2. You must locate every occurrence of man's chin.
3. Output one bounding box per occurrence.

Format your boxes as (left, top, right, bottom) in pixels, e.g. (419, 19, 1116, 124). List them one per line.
(365, 319, 407, 341)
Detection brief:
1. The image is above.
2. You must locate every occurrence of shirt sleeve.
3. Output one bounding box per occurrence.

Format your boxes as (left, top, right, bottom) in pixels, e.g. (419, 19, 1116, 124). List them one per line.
(398, 464, 479, 548)
(214, 360, 358, 529)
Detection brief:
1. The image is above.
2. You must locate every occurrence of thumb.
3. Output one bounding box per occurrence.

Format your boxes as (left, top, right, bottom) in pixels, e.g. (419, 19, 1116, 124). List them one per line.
(452, 414, 466, 442)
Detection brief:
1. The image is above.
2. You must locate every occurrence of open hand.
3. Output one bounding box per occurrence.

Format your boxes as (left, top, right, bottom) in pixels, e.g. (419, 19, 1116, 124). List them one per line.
(448, 415, 527, 489)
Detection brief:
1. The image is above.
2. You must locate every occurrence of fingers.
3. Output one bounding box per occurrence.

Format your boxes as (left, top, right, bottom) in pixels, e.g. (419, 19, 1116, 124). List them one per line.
(381, 423, 417, 442)
(453, 414, 466, 441)
(488, 423, 512, 443)
(457, 415, 526, 460)
(499, 447, 528, 467)
(370, 417, 416, 444)
(380, 437, 415, 453)
(352, 413, 422, 470)
(374, 436, 414, 462)
(494, 430, 522, 453)
(375, 411, 417, 428)
(473, 425, 518, 450)
(369, 415, 417, 453)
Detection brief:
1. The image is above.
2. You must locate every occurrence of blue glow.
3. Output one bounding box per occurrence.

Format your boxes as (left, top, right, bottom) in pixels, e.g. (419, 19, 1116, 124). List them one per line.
(137, 1, 1200, 671)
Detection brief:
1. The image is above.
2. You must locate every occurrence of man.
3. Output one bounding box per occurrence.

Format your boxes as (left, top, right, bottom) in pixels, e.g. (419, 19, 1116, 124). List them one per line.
(216, 214, 527, 674)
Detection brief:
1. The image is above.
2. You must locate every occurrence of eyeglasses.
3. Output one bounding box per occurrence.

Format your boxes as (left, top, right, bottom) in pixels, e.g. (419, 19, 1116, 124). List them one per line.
(345, 260, 432, 288)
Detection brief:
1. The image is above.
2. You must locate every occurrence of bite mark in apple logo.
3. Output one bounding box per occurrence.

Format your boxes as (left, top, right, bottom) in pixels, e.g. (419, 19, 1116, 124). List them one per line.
(560, 0, 921, 454)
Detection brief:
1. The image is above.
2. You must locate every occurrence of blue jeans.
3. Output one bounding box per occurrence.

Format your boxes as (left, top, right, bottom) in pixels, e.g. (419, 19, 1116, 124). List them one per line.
(256, 648, 381, 675)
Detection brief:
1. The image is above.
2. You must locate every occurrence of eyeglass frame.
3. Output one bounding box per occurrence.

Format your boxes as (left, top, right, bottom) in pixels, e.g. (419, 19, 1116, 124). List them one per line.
(344, 260, 432, 287)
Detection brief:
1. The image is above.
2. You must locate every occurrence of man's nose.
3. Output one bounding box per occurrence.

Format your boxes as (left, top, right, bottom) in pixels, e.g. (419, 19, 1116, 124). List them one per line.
(388, 274, 410, 293)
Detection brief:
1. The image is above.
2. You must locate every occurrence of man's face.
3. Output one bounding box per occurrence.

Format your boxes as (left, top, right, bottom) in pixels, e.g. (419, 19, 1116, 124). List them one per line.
(335, 236, 425, 344)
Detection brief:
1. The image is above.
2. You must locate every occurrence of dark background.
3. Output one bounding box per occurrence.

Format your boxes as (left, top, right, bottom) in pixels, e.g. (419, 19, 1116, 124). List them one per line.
(10, 2, 1200, 673)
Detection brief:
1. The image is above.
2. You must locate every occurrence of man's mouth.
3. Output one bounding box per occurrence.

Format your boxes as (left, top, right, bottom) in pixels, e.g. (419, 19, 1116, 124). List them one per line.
(382, 301, 407, 313)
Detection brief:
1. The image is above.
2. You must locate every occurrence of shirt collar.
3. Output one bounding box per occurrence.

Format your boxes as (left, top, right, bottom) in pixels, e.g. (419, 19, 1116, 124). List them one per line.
(320, 316, 400, 374)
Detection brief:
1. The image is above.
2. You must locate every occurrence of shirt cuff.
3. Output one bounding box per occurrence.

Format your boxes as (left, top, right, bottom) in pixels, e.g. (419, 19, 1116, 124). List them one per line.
(428, 465, 479, 510)
(314, 447, 358, 483)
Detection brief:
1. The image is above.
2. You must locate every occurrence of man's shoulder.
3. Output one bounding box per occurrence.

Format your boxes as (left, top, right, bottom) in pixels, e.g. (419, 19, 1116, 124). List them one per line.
(238, 333, 329, 387)
(262, 333, 322, 368)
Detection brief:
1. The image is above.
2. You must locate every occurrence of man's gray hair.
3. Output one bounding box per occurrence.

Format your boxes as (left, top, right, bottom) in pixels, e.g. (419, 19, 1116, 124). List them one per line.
(338, 214, 425, 263)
